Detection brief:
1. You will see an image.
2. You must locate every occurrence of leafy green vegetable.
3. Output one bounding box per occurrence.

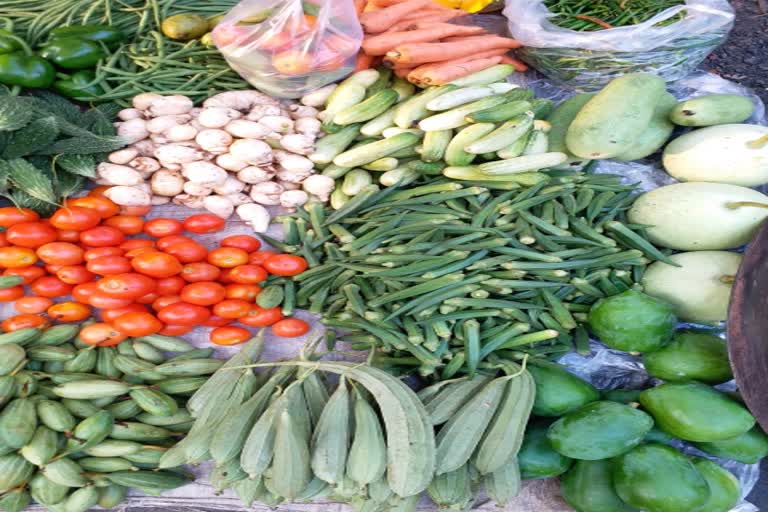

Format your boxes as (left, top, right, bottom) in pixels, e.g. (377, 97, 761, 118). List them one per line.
(39, 136, 126, 155)
(56, 154, 96, 178)
(31, 91, 82, 123)
(7, 189, 57, 217)
(0, 96, 32, 132)
(4, 116, 60, 158)
(7, 158, 58, 204)
(56, 171, 86, 199)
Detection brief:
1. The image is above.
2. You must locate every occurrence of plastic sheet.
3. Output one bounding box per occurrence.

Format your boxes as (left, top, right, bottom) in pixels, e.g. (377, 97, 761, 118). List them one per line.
(213, 0, 362, 98)
(503, 0, 734, 90)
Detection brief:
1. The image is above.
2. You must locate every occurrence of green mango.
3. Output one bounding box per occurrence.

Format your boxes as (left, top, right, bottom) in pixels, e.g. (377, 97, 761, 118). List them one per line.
(588, 290, 676, 352)
(643, 331, 732, 383)
(691, 458, 740, 512)
(644, 427, 676, 445)
(614, 443, 710, 512)
(640, 382, 755, 442)
(602, 389, 643, 404)
(518, 421, 573, 479)
(561, 459, 636, 512)
(528, 361, 599, 417)
(547, 401, 654, 460)
(694, 426, 768, 464)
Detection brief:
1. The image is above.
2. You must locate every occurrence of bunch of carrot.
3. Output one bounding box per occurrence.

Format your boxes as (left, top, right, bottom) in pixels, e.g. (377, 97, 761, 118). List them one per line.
(353, 0, 527, 86)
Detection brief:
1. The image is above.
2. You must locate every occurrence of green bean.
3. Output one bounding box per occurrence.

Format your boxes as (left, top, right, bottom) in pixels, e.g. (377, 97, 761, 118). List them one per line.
(604, 221, 679, 265)
(479, 323, 533, 358)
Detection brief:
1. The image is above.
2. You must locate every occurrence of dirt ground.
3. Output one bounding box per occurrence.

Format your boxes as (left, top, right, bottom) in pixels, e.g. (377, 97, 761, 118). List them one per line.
(708, 0, 768, 103)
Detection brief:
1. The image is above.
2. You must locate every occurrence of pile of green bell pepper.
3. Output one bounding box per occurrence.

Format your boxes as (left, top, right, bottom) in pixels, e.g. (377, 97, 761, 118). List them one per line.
(0, 23, 124, 99)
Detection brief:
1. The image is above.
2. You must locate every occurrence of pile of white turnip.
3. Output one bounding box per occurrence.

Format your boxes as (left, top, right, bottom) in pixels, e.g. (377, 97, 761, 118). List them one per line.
(627, 116, 768, 324)
(103, 91, 335, 232)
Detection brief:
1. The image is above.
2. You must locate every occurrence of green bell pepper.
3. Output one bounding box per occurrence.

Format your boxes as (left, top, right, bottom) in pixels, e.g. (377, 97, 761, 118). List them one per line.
(49, 25, 125, 46)
(53, 70, 103, 99)
(39, 37, 106, 70)
(0, 29, 21, 55)
(0, 52, 55, 88)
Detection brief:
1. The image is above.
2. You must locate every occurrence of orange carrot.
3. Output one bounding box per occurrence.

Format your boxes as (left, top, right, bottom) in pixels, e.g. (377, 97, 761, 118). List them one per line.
(403, 49, 501, 84)
(386, 11, 467, 31)
(363, 24, 485, 55)
(386, 36, 521, 66)
(360, 0, 434, 33)
(417, 56, 503, 85)
(355, 51, 375, 71)
(500, 55, 528, 71)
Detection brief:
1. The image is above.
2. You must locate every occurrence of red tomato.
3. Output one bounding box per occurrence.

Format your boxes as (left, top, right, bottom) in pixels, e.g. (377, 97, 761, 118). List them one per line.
(44, 264, 64, 274)
(151, 295, 183, 311)
(124, 247, 158, 260)
(157, 302, 211, 325)
(263, 254, 308, 276)
(163, 241, 207, 263)
(271, 318, 310, 337)
(47, 302, 91, 322)
(225, 283, 262, 300)
(181, 262, 221, 283)
(239, 306, 283, 327)
(158, 324, 194, 336)
(97, 273, 156, 299)
(65, 196, 120, 219)
(208, 247, 248, 268)
(6, 222, 58, 248)
(36, 243, 83, 266)
(79, 226, 125, 247)
(0, 207, 39, 228)
(30, 276, 73, 297)
(156, 235, 193, 251)
(56, 265, 96, 285)
(1, 314, 47, 332)
(144, 218, 184, 238)
(14, 296, 53, 314)
(156, 276, 186, 296)
(101, 215, 144, 235)
(87, 292, 135, 310)
(49, 206, 101, 231)
(87, 256, 132, 276)
(210, 325, 251, 345)
(3, 266, 45, 285)
(0, 247, 38, 268)
(78, 322, 127, 346)
(249, 250, 279, 265)
(72, 282, 99, 304)
(101, 303, 149, 323)
(0, 286, 25, 302)
(119, 239, 154, 251)
(131, 252, 182, 278)
(229, 264, 268, 284)
(56, 229, 81, 242)
(221, 235, 261, 252)
(84, 247, 124, 262)
(180, 282, 226, 306)
(113, 312, 163, 337)
(202, 314, 234, 327)
(0, 233, 8, 248)
(183, 213, 225, 234)
(213, 299, 252, 319)
(119, 205, 152, 216)
(218, 268, 234, 284)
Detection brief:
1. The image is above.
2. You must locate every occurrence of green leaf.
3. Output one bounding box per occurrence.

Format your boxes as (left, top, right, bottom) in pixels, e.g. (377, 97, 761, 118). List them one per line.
(80, 108, 116, 136)
(56, 172, 86, 199)
(0, 96, 32, 132)
(0, 132, 10, 154)
(36, 135, 127, 155)
(6, 189, 57, 217)
(0, 159, 11, 190)
(95, 103, 122, 120)
(56, 154, 96, 178)
(31, 91, 82, 124)
(7, 158, 58, 204)
(55, 118, 97, 138)
(3, 116, 60, 158)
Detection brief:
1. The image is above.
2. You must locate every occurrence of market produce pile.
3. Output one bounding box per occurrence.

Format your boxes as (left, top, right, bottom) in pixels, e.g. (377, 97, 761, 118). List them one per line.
(0, 0, 766, 511)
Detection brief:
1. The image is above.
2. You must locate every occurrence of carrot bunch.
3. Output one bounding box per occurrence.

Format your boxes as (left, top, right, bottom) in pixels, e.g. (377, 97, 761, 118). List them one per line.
(354, 0, 527, 86)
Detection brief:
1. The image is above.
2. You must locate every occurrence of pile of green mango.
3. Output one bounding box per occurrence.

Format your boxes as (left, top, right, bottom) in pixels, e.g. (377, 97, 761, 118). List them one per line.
(518, 341, 767, 512)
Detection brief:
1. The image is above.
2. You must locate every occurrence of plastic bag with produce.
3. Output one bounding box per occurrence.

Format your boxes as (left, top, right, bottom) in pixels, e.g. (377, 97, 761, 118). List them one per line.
(213, 0, 362, 98)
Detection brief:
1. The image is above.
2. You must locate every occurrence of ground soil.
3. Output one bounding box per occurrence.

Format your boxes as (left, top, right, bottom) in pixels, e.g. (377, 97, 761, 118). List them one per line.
(707, 0, 768, 103)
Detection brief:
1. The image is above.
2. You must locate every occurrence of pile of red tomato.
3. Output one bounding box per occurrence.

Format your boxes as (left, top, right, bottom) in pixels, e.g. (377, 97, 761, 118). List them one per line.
(0, 187, 310, 347)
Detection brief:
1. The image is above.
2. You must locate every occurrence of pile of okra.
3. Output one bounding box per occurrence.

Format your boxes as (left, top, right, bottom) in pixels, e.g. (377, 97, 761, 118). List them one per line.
(266, 170, 673, 378)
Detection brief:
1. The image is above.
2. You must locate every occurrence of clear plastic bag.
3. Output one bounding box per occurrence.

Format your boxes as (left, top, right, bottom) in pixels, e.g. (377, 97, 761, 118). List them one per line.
(503, 0, 735, 90)
(213, 0, 362, 98)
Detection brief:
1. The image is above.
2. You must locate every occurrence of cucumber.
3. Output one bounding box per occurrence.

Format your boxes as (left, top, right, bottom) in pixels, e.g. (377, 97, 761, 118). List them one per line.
(419, 96, 508, 132)
(566, 73, 667, 159)
(333, 133, 421, 168)
(394, 86, 456, 129)
(466, 100, 532, 123)
(420, 129, 452, 162)
(449, 64, 516, 87)
(615, 93, 677, 161)
(670, 94, 754, 127)
(465, 113, 534, 154)
(547, 93, 594, 167)
(426, 84, 517, 112)
(309, 124, 361, 165)
(360, 109, 397, 137)
(334, 89, 399, 125)
(478, 153, 568, 175)
(444, 124, 496, 167)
